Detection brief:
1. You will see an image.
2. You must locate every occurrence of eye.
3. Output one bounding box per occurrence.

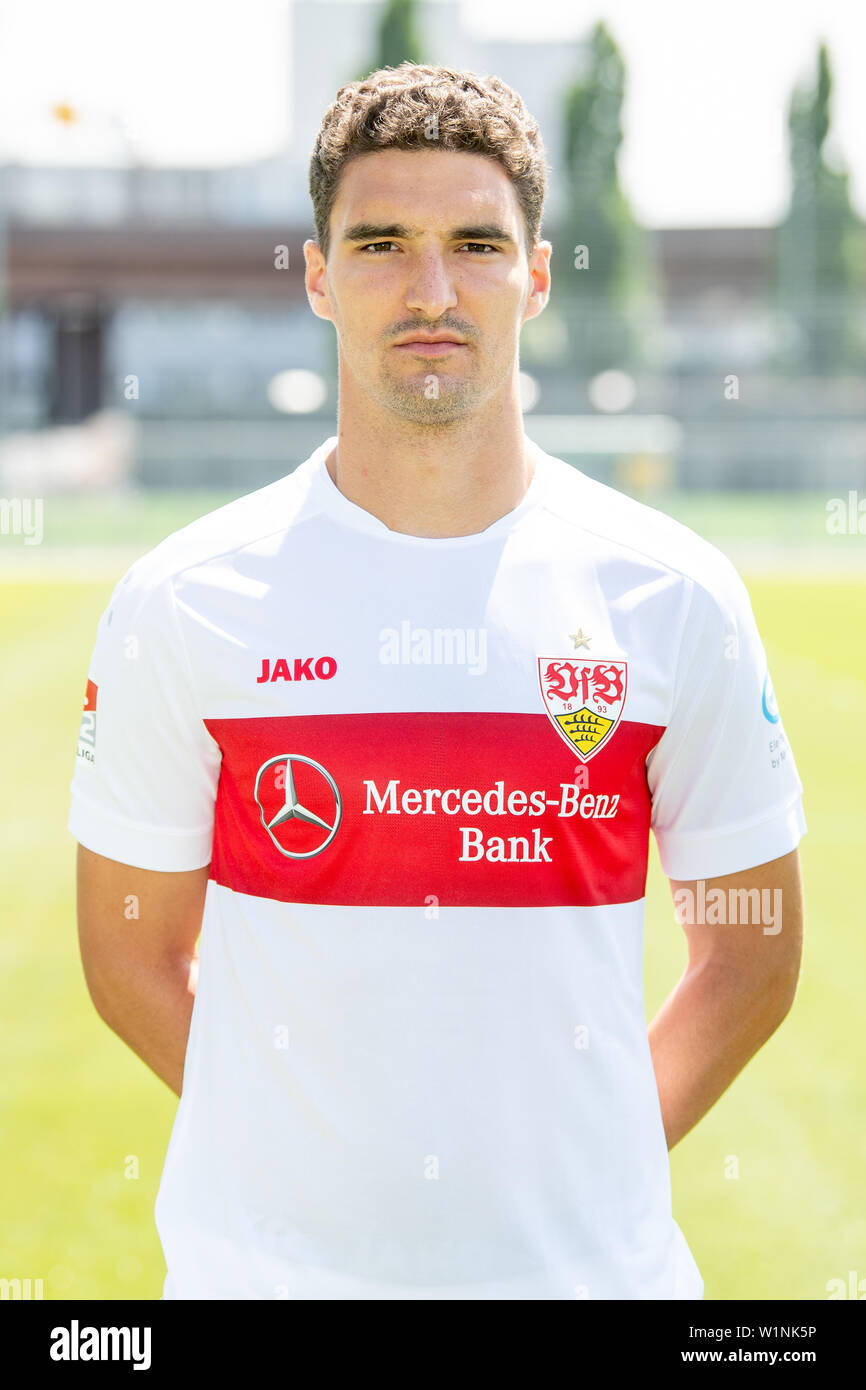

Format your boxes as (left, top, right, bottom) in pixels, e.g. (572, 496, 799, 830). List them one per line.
(360, 241, 499, 255)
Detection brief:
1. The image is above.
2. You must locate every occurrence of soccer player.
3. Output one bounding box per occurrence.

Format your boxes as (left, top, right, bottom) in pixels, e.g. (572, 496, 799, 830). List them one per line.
(69, 64, 806, 1300)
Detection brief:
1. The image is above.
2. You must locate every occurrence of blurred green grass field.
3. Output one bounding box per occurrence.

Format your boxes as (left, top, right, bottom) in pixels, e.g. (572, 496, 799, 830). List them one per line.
(1, 490, 864, 1301)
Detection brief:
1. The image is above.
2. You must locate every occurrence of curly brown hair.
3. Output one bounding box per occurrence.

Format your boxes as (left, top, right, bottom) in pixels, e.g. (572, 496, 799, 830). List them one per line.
(309, 62, 548, 259)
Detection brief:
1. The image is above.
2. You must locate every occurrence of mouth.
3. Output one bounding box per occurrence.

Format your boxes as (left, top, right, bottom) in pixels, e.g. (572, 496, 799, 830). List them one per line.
(392, 339, 468, 357)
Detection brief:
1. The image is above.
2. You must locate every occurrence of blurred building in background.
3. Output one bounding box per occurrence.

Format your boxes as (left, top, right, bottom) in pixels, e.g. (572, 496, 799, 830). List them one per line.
(1, 0, 864, 496)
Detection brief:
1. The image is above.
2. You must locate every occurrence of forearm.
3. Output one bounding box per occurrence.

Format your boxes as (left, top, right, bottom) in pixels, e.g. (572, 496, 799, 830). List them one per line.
(88, 952, 198, 1099)
(648, 956, 796, 1150)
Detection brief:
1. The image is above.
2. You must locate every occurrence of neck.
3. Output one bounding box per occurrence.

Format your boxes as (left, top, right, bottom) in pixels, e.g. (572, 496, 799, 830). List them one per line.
(324, 377, 535, 538)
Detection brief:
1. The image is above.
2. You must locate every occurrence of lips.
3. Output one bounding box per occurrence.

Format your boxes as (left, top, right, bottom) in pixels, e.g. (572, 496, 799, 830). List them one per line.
(392, 338, 468, 356)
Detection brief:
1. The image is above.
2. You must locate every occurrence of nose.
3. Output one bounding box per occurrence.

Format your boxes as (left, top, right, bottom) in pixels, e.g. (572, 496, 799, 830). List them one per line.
(404, 248, 458, 319)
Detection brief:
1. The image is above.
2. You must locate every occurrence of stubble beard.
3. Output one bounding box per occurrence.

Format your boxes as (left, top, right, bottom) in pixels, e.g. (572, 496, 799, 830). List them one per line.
(377, 366, 479, 425)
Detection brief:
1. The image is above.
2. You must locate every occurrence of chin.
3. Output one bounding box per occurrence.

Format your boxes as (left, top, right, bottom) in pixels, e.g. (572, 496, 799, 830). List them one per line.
(384, 396, 478, 426)
(376, 376, 479, 425)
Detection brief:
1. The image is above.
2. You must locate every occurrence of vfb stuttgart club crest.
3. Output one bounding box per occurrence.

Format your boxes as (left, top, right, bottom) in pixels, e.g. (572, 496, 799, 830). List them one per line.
(538, 658, 628, 761)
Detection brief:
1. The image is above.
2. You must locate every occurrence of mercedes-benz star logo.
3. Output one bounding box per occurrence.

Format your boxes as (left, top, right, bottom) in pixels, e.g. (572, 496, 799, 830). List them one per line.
(253, 754, 342, 859)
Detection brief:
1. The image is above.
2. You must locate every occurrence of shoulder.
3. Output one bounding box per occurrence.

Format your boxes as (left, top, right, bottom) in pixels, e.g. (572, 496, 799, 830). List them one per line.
(104, 447, 328, 620)
(534, 446, 752, 623)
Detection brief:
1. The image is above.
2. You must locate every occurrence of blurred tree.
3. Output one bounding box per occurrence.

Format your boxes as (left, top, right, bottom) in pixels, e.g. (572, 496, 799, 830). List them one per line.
(775, 42, 866, 373)
(355, 0, 426, 81)
(552, 22, 657, 379)
(375, 0, 424, 69)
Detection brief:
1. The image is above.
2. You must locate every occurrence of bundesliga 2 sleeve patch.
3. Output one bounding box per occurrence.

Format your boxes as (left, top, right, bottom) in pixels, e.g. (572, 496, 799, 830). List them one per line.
(77, 678, 97, 765)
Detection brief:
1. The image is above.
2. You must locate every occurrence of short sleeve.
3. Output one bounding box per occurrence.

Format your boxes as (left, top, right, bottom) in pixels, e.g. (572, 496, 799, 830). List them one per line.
(647, 556, 806, 880)
(67, 558, 222, 871)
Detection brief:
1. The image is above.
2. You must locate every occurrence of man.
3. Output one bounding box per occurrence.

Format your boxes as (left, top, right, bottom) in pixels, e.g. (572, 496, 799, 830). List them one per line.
(70, 64, 806, 1300)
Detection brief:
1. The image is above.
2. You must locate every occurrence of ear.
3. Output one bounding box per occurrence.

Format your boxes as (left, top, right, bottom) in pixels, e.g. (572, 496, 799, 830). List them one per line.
(304, 239, 334, 323)
(522, 239, 552, 325)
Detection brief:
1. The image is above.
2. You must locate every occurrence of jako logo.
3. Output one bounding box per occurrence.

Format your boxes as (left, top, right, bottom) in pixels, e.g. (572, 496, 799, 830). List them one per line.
(257, 657, 337, 683)
(49, 1320, 151, 1370)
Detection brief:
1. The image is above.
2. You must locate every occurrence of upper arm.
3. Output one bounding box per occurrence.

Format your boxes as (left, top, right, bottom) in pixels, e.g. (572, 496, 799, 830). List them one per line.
(647, 555, 806, 883)
(68, 558, 221, 870)
(645, 557, 806, 1009)
(68, 559, 222, 1009)
(76, 845, 209, 1010)
(668, 847, 804, 1006)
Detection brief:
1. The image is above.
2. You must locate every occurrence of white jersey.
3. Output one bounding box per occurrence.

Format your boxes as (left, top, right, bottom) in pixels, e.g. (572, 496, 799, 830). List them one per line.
(68, 435, 806, 1300)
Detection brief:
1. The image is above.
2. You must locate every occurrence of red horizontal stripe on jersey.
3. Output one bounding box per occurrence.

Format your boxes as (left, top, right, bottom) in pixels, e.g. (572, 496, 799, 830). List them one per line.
(203, 712, 664, 908)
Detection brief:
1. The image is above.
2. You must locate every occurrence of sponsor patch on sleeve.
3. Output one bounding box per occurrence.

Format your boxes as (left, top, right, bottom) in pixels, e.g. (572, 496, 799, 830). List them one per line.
(77, 678, 97, 764)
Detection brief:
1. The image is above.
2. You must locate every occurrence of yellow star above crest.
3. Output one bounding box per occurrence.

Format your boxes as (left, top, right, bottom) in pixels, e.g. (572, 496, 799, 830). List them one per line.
(569, 629, 591, 650)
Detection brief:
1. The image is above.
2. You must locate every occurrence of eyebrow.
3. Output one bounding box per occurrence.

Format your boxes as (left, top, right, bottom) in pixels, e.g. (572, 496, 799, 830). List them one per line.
(342, 221, 517, 246)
